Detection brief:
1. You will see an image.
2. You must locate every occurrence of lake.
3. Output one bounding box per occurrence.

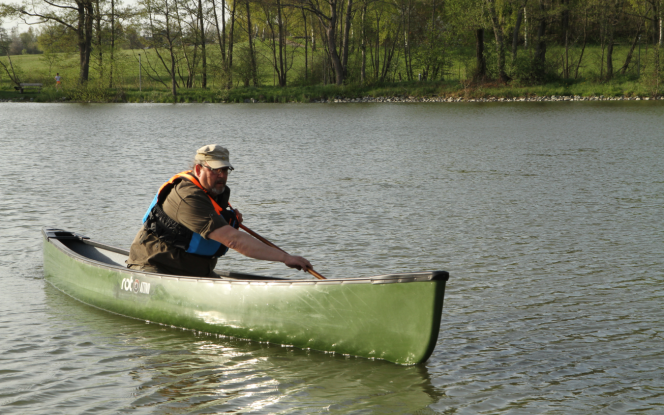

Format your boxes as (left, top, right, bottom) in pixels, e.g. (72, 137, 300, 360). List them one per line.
(0, 101, 662, 414)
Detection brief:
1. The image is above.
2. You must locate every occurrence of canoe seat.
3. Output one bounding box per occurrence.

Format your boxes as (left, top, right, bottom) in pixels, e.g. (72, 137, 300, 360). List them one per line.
(64, 240, 127, 267)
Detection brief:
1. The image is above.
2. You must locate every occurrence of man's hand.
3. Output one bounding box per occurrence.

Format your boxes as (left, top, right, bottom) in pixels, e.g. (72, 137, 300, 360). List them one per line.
(284, 255, 312, 271)
(234, 209, 243, 224)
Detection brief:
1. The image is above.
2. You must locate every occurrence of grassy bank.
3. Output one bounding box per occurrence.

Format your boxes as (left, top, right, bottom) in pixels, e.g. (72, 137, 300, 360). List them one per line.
(0, 77, 660, 103)
(1, 45, 661, 103)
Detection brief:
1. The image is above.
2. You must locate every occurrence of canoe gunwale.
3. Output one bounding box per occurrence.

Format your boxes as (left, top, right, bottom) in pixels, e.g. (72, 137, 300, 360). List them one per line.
(42, 227, 449, 285)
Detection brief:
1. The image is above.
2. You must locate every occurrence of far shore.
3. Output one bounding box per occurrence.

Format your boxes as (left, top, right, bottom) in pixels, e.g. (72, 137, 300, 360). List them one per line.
(1, 79, 662, 104)
(2, 94, 663, 104)
(300, 94, 664, 103)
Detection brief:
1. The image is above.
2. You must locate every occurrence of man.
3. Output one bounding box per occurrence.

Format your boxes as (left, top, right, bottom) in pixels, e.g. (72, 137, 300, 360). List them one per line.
(127, 145, 312, 276)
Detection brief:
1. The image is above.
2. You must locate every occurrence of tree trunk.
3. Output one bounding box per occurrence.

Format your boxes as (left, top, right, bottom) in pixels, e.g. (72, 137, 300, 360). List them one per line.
(429, 0, 437, 80)
(276, 0, 285, 86)
(660, 5, 663, 46)
(303, 8, 308, 81)
(403, 3, 413, 80)
(173, 0, 195, 88)
(341, 0, 353, 76)
(533, 0, 547, 79)
(109, 0, 115, 88)
(199, 0, 207, 88)
(228, 0, 236, 88)
(486, 0, 508, 82)
(560, 0, 569, 44)
(574, 8, 588, 79)
(221, 0, 226, 59)
(95, 0, 102, 79)
(562, 0, 569, 78)
(374, 13, 380, 79)
(524, 6, 528, 49)
(267, 6, 279, 85)
(512, 0, 527, 62)
(606, 33, 615, 80)
(165, 2, 177, 96)
(475, 28, 486, 80)
(380, 20, 401, 81)
(77, 0, 93, 83)
(620, 18, 645, 75)
(605, 18, 615, 80)
(360, 1, 366, 83)
(604, 0, 623, 80)
(245, 0, 258, 86)
(304, 0, 345, 84)
(319, 0, 344, 85)
(212, 0, 225, 63)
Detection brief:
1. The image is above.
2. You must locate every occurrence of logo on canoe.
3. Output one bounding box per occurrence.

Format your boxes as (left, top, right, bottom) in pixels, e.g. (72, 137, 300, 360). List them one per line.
(121, 277, 151, 295)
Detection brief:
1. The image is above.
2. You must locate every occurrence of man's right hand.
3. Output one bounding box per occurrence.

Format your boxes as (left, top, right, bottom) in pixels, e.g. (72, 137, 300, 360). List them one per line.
(284, 255, 312, 271)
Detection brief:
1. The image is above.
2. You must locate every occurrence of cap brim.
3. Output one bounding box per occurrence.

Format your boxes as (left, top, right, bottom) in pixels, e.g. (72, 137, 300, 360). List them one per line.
(206, 159, 234, 170)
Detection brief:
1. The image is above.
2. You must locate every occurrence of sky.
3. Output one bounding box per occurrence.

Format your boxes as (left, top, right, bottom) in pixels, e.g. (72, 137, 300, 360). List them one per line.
(2, 0, 139, 32)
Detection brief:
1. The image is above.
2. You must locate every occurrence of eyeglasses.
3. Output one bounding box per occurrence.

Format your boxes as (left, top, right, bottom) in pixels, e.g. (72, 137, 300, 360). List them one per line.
(202, 164, 232, 175)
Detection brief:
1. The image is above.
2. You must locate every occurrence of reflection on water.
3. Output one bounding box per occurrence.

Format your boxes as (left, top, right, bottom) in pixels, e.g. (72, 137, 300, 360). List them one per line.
(1, 101, 663, 414)
(40, 284, 439, 414)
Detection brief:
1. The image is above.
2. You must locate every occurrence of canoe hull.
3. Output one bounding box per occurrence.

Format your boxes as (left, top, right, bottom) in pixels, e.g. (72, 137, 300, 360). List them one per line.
(43, 229, 449, 364)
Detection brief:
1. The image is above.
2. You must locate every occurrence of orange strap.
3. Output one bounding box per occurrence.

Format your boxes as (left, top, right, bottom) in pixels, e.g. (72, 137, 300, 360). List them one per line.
(160, 171, 224, 215)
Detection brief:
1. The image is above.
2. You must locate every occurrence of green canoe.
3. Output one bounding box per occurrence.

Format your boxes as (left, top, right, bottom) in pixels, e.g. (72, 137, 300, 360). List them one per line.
(42, 227, 450, 365)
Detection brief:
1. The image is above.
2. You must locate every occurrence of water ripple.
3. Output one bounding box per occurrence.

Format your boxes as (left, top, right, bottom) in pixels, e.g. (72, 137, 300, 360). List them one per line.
(1, 102, 663, 414)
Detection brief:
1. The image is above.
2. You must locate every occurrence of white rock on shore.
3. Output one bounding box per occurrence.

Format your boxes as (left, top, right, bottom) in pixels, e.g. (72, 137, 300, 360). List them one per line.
(309, 95, 664, 103)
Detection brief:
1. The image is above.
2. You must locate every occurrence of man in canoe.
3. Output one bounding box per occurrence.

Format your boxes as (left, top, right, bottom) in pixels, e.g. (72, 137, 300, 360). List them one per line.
(127, 144, 312, 276)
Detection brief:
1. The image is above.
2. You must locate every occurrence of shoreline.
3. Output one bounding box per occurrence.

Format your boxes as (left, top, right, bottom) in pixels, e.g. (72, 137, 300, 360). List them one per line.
(1, 94, 663, 104)
(311, 95, 664, 103)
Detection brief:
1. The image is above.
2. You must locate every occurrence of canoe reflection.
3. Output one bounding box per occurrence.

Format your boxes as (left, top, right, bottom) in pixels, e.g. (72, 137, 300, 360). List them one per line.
(44, 283, 442, 414)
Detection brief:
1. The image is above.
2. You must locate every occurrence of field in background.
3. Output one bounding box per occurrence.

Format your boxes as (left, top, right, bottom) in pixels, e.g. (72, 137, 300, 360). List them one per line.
(0, 43, 661, 102)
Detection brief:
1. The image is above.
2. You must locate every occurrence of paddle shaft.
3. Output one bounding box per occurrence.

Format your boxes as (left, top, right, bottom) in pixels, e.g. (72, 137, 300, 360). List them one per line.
(238, 224, 326, 280)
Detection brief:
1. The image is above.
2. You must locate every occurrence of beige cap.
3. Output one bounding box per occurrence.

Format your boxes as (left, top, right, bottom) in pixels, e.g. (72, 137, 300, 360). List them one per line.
(195, 145, 234, 170)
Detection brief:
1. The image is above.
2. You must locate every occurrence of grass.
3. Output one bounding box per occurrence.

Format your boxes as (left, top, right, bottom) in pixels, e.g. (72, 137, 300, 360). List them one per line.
(1, 43, 661, 103)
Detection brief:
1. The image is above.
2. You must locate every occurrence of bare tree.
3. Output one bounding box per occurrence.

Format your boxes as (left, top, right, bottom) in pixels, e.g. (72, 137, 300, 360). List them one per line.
(485, 0, 509, 82)
(291, 0, 350, 84)
(512, 0, 528, 63)
(2, 0, 94, 82)
(142, 0, 180, 96)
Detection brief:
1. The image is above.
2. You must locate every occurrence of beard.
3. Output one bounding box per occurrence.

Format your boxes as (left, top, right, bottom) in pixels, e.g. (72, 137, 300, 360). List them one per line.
(209, 181, 226, 196)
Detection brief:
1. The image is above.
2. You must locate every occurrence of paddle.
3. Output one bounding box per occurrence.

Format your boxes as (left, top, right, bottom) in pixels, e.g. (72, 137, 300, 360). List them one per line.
(238, 223, 327, 280)
(227, 206, 325, 279)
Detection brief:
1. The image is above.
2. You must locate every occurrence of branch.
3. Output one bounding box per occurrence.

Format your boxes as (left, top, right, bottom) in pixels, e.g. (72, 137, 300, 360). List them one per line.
(13, 8, 78, 31)
(42, 0, 78, 11)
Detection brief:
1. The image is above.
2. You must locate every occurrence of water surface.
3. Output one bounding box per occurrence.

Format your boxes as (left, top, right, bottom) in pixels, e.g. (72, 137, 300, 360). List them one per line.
(1, 101, 663, 413)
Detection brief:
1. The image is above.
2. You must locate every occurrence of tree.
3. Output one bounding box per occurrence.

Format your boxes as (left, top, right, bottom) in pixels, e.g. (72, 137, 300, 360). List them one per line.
(293, 0, 352, 84)
(258, 0, 296, 86)
(1, 0, 95, 82)
(603, 0, 624, 80)
(0, 27, 23, 86)
(142, 0, 180, 96)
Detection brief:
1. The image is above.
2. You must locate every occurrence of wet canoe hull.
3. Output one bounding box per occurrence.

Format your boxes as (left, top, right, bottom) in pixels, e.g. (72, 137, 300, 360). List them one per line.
(42, 228, 449, 364)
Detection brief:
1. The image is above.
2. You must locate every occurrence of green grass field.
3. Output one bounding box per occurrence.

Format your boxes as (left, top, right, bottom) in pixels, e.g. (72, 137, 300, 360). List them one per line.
(1, 42, 661, 103)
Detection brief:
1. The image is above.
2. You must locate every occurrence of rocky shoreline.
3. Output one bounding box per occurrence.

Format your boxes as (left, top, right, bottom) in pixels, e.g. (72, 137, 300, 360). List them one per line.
(2, 94, 663, 104)
(310, 95, 664, 103)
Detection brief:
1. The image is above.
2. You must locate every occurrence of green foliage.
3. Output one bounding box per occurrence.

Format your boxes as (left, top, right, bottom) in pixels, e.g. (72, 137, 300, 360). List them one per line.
(19, 28, 40, 54)
(0, 55, 24, 85)
(122, 26, 146, 50)
(64, 82, 124, 102)
(641, 46, 663, 97)
(506, 53, 558, 83)
(38, 23, 78, 54)
(232, 44, 260, 87)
